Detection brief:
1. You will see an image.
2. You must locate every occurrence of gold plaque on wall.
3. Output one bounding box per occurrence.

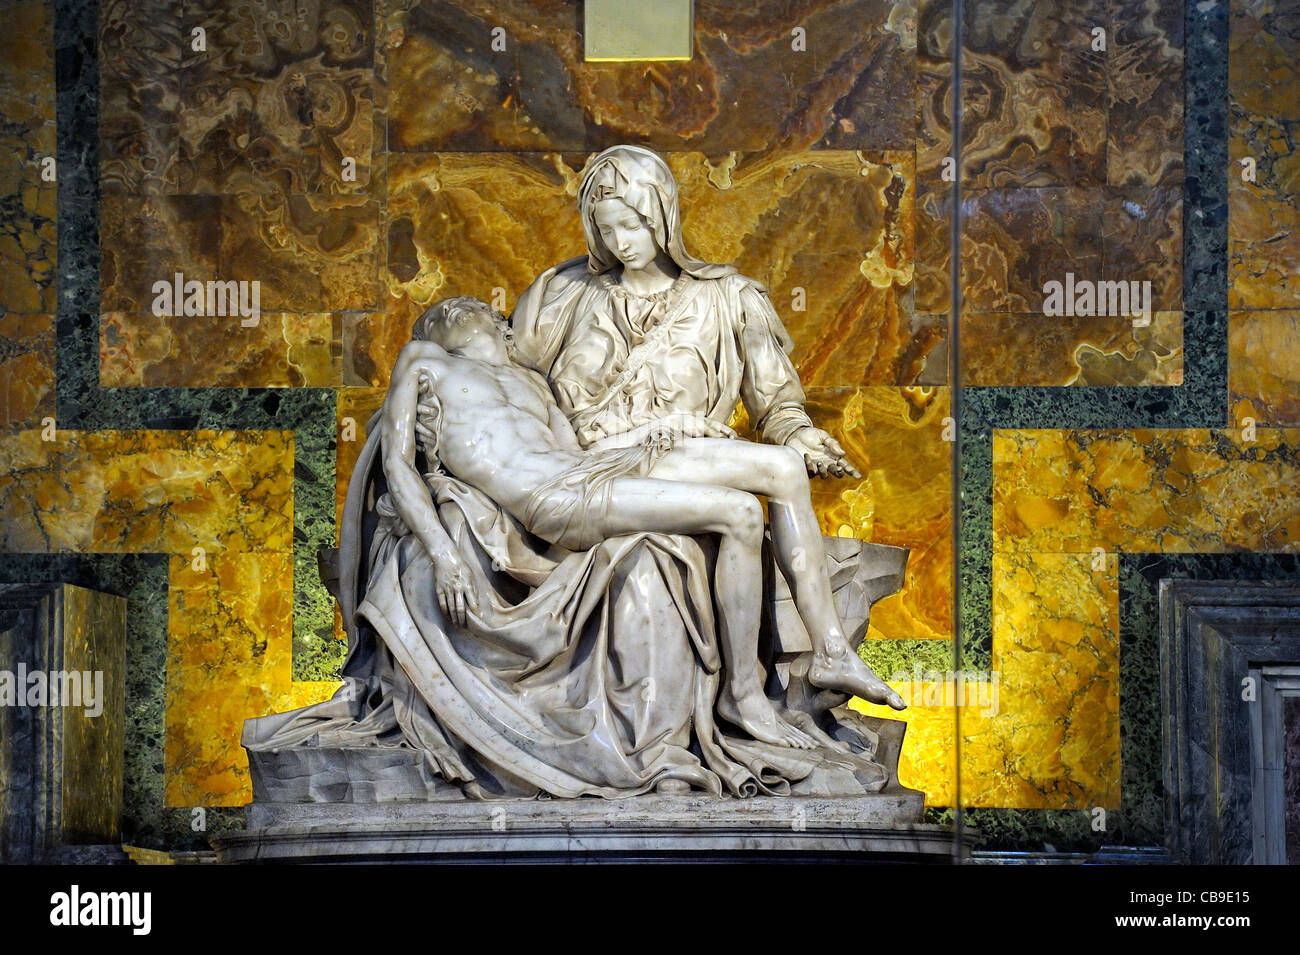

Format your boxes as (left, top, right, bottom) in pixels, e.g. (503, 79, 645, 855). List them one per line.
(584, 0, 693, 62)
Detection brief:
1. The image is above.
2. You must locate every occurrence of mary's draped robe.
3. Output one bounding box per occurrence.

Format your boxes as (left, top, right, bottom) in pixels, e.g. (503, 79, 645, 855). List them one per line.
(243, 260, 908, 799)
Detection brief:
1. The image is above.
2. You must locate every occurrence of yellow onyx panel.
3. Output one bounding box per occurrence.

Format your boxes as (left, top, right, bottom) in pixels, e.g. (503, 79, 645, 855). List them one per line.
(100, 312, 342, 388)
(804, 386, 952, 643)
(993, 428, 1300, 554)
(1230, 310, 1300, 427)
(0, 312, 55, 429)
(0, 429, 294, 554)
(166, 552, 336, 806)
(855, 552, 1119, 809)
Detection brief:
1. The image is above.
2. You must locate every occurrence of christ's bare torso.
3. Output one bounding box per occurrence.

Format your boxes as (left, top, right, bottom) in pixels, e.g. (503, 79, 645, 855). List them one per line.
(402, 346, 585, 518)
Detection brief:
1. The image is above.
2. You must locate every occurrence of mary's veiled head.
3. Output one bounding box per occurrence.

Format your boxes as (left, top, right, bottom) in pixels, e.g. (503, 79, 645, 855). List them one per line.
(577, 145, 733, 280)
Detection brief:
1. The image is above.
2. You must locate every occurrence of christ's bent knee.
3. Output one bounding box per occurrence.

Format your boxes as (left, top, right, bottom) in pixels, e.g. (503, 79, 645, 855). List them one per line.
(720, 494, 765, 548)
(769, 445, 810, 497)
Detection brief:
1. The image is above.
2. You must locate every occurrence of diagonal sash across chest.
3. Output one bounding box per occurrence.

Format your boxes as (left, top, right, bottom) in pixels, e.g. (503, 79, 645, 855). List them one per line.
(572, 277, 703, 435)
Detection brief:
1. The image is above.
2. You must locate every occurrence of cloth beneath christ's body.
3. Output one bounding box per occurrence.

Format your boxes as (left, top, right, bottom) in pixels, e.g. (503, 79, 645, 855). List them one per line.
(521, 439, 666, 551)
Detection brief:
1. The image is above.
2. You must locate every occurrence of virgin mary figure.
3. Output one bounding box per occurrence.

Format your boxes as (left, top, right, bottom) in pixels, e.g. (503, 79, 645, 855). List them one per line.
(243, 146, 911, 800)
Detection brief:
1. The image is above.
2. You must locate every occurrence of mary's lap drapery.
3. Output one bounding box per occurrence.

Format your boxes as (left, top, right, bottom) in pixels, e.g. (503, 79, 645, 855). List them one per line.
(244, 416, 893, 798)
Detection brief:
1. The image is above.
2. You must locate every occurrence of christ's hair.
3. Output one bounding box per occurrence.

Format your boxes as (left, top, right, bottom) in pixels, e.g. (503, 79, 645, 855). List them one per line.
(411, 296, 509, 344)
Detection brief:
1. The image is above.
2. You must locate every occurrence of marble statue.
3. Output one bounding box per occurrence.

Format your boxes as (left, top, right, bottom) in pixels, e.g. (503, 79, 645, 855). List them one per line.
(244, 145, 913, 801)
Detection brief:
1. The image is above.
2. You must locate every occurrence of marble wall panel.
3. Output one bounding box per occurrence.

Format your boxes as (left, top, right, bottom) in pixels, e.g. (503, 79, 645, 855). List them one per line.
(915, 184, 952, 317)
(1102, 185, 1183, 310)
(1230, 309, 1300, 427)
(1228, 0, 1299, 309)
(0, 313, 56, 430)
(973, 550, 1120, 808)
(993, 428, 1300, 554)
(0, 429, 294, 554)
(961, 310, 1182, 386)
(100, 311, 342, 387)
(962, 185, 1184, 314)
(960, 0, 1107, 188)
(386, 0, 916, 153)
(945, 1, 1185, 385)
(854, 551, 1119, 808)
(0, 0, 57, 315)
(802, 386, 952, 643)
(178, 0, 376, 196)
(166, 551, 293, 806)
(336, 386, 383, 529)
(218, 191, 381, 312)
(100, 191, 380, 315)
(100, 193, 222, 311)
(961, 187, 1104, 312)
(1108, 0, 1184, 187)
(99, 0, 181, 194)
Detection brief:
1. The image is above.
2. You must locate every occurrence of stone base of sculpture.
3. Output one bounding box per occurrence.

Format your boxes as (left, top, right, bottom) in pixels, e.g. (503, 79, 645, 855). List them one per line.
(212, 714, 963, 863)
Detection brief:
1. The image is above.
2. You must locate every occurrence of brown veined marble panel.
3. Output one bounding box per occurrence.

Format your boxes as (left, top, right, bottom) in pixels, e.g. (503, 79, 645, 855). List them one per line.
(386, 0, 915, 153)
(370, 150, 926, 387)
(0, 0, 56, 314)
(802, 386, 952, 644)
(960, 310, 1182, 386)
(0, 429, 294, 554)
(1108, 0, 1184, 186)
(100, 194, 221, 311)
(183, 0, 375, 79)
(915, 183, 952, 314)
(1228, 0, 1300, 309)
(1230, 310, 1300, 427)
(100, 311, 341, 387)
(178, 0, 375, 195)
(669, 151, 920, 387)
(103, 189, 369, 351)
(917, 0, 952, 184)
(0, 313, 55, 430)
(960, 0, 1107, 188)
(1102, 184, 1183, 311)
(993, 428, 1300, 554)
(960, 187, 1103, 312)
(368, 151, 587, 385)
(914, 1, 950, 318)
(99, 0, 181, 194)
(219, 191, 381, 312)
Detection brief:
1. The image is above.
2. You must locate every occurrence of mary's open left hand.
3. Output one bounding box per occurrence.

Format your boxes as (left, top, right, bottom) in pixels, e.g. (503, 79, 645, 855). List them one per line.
(786, 427, 862, 479)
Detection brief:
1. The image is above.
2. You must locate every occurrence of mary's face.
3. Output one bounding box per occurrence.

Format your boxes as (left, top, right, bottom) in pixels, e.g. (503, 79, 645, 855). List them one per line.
(591, 198, 660, 271)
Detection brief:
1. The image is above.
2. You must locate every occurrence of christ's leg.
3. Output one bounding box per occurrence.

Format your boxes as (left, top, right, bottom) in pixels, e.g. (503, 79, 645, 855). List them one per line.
(595, 478, 816, 749)
(648, 439, 906, 710)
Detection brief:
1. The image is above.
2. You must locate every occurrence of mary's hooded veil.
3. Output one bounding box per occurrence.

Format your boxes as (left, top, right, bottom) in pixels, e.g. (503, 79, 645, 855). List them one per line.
(578, 145, 736, 281)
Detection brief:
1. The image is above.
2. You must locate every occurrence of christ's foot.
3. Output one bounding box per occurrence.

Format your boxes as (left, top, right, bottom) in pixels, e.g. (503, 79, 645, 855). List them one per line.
(809, 643, 907, 710)
(717, 689, 816, 749)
